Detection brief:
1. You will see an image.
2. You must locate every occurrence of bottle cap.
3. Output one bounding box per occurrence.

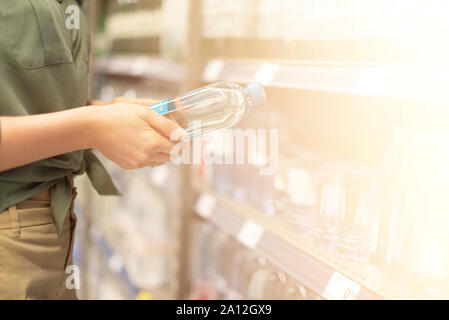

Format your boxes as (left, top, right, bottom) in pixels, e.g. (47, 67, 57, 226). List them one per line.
(246, 82, 266, 106)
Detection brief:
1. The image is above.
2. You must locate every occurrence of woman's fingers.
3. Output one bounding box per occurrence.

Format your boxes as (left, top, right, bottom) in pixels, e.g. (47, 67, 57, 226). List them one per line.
(143, 109, 186, 140)
(150, 153, 172, 164)
(132, 98, 159, 106)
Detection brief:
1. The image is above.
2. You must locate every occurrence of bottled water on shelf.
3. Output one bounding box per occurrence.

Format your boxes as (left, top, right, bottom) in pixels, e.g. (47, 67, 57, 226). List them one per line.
(149, 81, 266, 139)
(392, 130, 449, 298)
(336, 166, 377, 263)
(284, 151, 321, 234)
(247, 155, 276, 215)
(314, 163, 346, 251)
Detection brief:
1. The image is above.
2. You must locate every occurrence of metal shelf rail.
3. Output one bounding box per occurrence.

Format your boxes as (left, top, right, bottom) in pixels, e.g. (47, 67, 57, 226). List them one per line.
(194, 182, 388, 300)
(202, 59, 449, 104)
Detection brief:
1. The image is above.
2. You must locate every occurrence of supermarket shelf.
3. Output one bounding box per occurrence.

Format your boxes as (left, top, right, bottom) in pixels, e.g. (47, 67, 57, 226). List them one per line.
(202, 59, 449, 104)
(193, 180, 406, 300)
(89, 226, 143, 298)
(95, 55, 186, 83)
(89, 226, 177, 300)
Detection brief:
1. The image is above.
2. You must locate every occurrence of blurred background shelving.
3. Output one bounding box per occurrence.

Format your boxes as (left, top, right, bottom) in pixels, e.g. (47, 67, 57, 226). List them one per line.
(75, 0, 449, 300)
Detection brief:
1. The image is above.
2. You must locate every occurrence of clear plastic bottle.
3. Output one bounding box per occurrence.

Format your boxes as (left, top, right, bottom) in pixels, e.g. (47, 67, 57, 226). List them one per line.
(336, 166, 377, 263)
(284, 150, 321, 234)
(149, 81, 266, 138)
(314, 163, 346, 251)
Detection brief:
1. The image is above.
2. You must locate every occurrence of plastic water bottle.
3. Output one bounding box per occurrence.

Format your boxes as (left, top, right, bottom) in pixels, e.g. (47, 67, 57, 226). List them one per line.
(284, 150, 321, 234)
(336, 166, 377, 263)
(314, 163, 346, 251)
(149, 81, 266, 138)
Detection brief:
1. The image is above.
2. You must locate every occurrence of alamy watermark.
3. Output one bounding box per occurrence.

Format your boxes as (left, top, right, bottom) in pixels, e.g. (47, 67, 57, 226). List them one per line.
(169, 122, 279, 176)
(65, 5, 80, 30)
(65, 265, 80, 290)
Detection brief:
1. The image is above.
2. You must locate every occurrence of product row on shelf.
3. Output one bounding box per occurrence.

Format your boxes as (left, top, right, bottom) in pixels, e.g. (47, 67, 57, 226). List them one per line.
(203, 0, 439, 41)
(74, 157, 183, 299)
(193, 189, 384, 300)
(190, 221, 323, 300)
(92, 0, 449, 105)
(201, 0, 449, 61)
(94, 0, 449, 62)
(96, 0, 188, 59)
(190, 106, 449, 300)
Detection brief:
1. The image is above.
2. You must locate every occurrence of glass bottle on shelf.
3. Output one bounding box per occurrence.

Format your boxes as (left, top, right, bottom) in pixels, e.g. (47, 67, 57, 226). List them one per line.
(409, 132, 449, 299)
(272, 138, 298, 216)
(314, 163, 346, 251)
(336, 165, 378, 263)
(372, 150, 397, 270)
(273, 170, 288, 215)
(190, 223, 224, 300)
(284, 150, 321, 234)
(282, 278, 309, 300)
(262, 270, 287, 300)
(247, 267, 276, 300)
(250, 154, 276, 215)
(385, 129, 416, 288)
(209, 131, 235, 196)
(410, 184, 449, 299)
(227, 248, 252, 300)
(216, 237, 242, 299)
(242, 257, 269, 299)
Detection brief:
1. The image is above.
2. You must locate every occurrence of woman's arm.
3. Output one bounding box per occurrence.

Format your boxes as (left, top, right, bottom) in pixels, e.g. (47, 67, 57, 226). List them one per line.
(0, 103, 184, 172)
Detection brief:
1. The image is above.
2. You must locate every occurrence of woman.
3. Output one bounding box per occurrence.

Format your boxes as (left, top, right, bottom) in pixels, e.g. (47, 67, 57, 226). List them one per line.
(0, 0, 181, 299)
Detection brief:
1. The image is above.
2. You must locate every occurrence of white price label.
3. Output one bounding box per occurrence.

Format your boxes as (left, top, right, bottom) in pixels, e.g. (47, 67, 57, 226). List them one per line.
(195, 193, 216, 219)
(320, 184, 345, 219)
(151, 165, 169, 187)
(288, 168, 315, 206)
(130, 58, 148, 76)
(237, 220, 264, 249)
(351, 68, 392, 96)
(323, 272, 361, 300)
(252, 63, 279, 85)
(203, 60, 225, 82)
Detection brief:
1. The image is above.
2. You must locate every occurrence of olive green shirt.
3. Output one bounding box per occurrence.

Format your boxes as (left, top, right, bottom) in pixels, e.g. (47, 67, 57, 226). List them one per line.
(0, 0, 119, 235)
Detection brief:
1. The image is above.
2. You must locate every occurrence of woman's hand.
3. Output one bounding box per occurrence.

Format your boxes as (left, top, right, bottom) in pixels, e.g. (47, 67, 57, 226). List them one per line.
(90, 103, 185, 170)
(90, 96, 158, 107)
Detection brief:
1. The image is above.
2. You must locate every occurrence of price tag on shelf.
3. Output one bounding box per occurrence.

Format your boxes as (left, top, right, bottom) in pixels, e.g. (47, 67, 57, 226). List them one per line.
(323, 272, 361, 300)
(288, 168, 316, 206)
(252, 63, 279, 86)
(151, 165, 169, 187)
(195, 193, 216, 219)
(351, 68, 392, 96)
(320, 184, 345, 219)
(203, 60, 225, 82)
(237, 220, 264, 249)
(130, 58, 148, 76)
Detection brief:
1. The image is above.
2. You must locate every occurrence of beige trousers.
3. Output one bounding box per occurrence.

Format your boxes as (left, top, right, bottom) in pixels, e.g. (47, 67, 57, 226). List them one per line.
(0, 189, 78, 300)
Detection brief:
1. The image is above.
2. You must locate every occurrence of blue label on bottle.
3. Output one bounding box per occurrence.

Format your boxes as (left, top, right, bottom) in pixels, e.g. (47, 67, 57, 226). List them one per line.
(150, 100, 169, 115)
